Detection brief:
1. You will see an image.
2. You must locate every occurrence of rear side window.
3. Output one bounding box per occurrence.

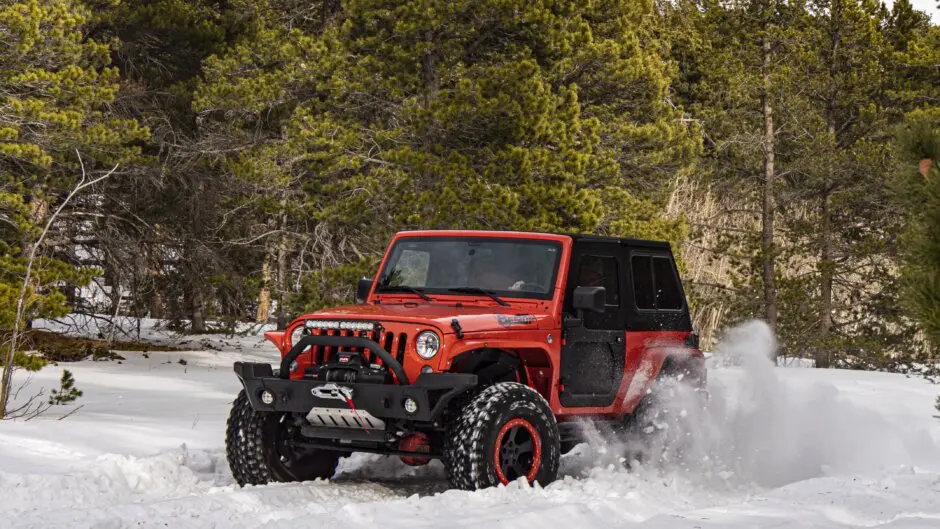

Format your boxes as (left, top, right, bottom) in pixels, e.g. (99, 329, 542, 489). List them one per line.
(631, 256, 655, 309)
(653, 257, 683, 310)
(631, 255, 683, 310)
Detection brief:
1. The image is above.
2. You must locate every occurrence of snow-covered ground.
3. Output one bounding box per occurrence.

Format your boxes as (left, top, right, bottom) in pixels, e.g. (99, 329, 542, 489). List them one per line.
(2, 320, 939, 529)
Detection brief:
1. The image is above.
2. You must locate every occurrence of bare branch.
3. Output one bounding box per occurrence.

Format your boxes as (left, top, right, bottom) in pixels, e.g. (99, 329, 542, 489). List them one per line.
(1, 152, 119, 419)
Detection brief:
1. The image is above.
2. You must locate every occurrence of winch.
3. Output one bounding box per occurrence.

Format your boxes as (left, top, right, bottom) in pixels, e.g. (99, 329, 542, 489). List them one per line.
(315, 351, 388, 384)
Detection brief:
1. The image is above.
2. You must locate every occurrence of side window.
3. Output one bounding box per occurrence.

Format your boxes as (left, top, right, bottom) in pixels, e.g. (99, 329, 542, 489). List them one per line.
(577, 255, 620, 306)
(631, 256, 655, 309)
(631, 254, 684, 311)
(576, 255, 620, 330)
(653, 257, 683, 310)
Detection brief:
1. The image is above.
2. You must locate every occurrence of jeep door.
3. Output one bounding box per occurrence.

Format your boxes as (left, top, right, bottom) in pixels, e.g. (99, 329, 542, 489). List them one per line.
(558, 243, 628, 408)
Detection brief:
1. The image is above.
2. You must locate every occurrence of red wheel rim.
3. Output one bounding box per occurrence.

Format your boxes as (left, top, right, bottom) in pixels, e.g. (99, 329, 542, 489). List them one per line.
(493, 418, 542, 485)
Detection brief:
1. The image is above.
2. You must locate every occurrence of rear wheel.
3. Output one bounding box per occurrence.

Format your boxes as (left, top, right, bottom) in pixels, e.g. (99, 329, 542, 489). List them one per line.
(226, 390, 339, 486)
(444, 382, 560, 490)
(622, 373, 706, 466)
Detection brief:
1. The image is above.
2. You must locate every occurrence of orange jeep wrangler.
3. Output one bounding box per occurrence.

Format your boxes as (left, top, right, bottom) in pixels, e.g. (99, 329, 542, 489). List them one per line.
(227, 230, 705, 490)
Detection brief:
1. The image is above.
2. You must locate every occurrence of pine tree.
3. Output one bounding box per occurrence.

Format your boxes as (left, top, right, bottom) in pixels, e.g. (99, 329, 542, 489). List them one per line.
(87, 0, 243, 330)
(194, 0, 348, 320)
(667, 0, 809, 354)
(0, 0, 146, 417)
(668, 0, 935, 359)
(792, 0, 913, 367)
(882, 0, 939, 116)
(897, 109, 940, 351)
(48, 369, 82, 406)
(195, 0, 696, 311)
(0, 0, 928, 356)
(0, 0, 146, 334)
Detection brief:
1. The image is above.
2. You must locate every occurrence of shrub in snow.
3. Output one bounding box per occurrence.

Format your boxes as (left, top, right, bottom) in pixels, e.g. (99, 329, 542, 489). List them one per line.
(12, 351, 47, 372)
(49, 370, 82, 406)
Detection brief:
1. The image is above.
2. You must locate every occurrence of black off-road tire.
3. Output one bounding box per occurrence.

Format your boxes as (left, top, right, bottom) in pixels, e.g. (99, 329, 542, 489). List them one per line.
(226, 390, 339, 486)
(444, 382, 560, 490)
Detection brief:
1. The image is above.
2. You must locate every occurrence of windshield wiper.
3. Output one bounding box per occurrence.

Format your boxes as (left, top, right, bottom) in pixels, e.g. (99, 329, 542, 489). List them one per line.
(447, 287, 509, 307)
(381, 285, 434, 303)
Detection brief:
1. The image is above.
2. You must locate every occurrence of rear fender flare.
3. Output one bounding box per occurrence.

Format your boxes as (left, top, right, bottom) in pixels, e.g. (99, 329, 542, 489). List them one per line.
(623, 347, 705, 413)
(659, 350, 707, 387)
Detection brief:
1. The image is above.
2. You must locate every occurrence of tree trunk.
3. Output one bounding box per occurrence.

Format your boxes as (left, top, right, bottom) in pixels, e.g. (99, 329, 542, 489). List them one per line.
(105, 253, 121, 316)
(817, 11, 840, 370)
(816, 118, 836, 369)
(149, 261, 164, 320)
(276, 213, 289, 329)
(25, 196, 49, 251)
(256, 207, 282, 323)
(761, 35, 778, 354)
(190, 285, 207, 333)
(22, 196, 48, 331)
(422, 29, 439, 109)
(150, 291, 164, 320)
(256, 257, 272, 323)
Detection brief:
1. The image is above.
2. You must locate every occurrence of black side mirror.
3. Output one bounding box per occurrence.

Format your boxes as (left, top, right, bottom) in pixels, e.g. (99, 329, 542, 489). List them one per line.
(572, 286, 606, 313)
(356, 278, 374, 304)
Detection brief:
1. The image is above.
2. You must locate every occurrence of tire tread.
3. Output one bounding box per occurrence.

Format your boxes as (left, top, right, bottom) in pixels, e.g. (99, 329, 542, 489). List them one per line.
(225, 390, 339, 486)
(443, 382, 559, 490)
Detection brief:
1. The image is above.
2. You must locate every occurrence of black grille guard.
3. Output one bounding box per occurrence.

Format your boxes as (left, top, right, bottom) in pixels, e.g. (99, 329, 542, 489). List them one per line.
(281, 334, 410, 384)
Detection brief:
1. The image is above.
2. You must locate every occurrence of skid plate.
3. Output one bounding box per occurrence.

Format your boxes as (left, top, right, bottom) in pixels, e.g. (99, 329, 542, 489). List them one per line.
(305, 407, 386, 430)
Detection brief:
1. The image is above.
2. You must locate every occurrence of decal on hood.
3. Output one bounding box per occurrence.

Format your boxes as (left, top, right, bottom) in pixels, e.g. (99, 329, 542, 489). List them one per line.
(496, 314, 536, 328)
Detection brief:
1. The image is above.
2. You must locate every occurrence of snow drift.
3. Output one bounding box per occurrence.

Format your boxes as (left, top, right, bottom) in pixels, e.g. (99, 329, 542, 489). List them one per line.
(705, 321, 938, 486)
(574, 320, 940, 488)
(1, 320, 939, 528)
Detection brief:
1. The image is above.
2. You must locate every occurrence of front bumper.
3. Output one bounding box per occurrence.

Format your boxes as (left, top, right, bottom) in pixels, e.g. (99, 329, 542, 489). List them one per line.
(234, 362, 477, 424)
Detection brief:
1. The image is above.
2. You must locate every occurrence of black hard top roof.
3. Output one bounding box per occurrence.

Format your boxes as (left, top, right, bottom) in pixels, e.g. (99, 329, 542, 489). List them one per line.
(396, 229, 671, 250)
(559, 232, 672, 250)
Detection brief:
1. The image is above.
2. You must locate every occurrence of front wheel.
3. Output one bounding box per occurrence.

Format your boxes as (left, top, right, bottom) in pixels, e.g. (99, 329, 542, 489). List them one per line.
(444, 382, 560, 490)
(225, 390, 339, 486)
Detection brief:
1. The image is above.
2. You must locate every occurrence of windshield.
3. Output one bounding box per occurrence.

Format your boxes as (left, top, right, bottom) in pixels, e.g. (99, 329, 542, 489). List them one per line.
(376, 237, 562, 300)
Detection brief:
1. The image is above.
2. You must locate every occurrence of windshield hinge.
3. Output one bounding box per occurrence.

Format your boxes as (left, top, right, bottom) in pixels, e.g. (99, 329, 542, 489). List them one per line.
(451, 318, 464, 339)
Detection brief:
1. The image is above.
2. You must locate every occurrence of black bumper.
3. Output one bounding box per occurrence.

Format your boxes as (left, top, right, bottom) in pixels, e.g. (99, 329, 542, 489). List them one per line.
(234, 362, 477, 423)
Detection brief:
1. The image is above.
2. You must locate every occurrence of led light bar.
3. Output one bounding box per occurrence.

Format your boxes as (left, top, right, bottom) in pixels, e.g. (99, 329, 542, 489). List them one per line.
(304, 319, 378, 332)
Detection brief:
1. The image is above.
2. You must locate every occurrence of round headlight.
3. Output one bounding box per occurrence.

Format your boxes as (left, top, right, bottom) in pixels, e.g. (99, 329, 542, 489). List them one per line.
(290, 324, 307, 347)
(415, 331, 440, 360)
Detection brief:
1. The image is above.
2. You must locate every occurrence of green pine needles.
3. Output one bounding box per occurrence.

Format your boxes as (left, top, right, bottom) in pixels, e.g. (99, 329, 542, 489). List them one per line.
(48, 369, 82, 406)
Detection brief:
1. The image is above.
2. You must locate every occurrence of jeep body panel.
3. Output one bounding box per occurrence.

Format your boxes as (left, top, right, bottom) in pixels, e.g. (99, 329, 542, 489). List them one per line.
(258, 230, 701, 425)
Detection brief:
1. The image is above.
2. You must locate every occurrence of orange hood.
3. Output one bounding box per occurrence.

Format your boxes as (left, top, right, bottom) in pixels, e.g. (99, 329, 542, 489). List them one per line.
(298, 302, 555, 334)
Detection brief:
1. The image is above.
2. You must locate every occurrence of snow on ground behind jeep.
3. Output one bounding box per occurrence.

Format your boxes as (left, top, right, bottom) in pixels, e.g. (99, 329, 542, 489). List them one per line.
(1, 319, 939, 529)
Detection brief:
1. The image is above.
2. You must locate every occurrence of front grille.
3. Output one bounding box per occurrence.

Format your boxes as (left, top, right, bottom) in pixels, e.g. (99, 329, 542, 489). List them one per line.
(303, 328, 407, 367)
(382, 331, 409, 365)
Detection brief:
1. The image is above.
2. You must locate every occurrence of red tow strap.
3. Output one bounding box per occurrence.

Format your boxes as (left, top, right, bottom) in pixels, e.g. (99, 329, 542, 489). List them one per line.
(344, 397, 370, 433)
